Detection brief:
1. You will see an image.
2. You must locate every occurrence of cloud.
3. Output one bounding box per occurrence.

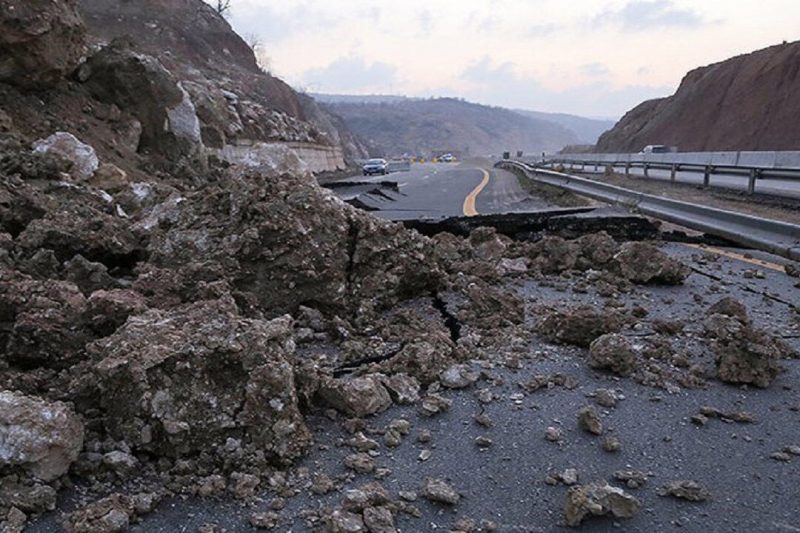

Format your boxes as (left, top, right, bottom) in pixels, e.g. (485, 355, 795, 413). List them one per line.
(594, 0, 705, 31)
(581, 63, 610, 78)
(301, 56, 398, 93)
(525, 23, 561, 38)
(459, 56, 671, 117)
(225, 2, 338, 43)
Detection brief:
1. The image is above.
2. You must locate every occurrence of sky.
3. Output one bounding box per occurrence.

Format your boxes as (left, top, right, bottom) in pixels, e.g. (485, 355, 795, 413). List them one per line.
(218, 0, 800, 119)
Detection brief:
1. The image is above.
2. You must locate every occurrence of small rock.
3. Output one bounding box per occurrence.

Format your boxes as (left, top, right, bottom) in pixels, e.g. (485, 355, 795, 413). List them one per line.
(564, 481, 640, 527)
(545, 426, 563, 442)
(320, 375, 392, 418)
(577, 406, 603, 435)
(348, 433, 380, 452)
(561, 468, 579, 486)
(656, 480, 711, 502)
(3, 507, 27, 533)
(420, 394, 452, 416)
(310, 473, 335, 495)
(439, 364, 479, 389)
(102, 451, 138, 476)
(784, 445, 800, 456)
(381, 374, 421, 405)
(474, 413, 493, 427)
(344, 453, 376, 474)
(602, 436, 621, 452)
(388, 419, 411, 435)
(417, 430, 432, 444)
(770, 452, 792, 462)
(421, 478, 460, 505)
(362, 506, 396, 533)
(593, 388, 617, 408)
(589, 334, 637, 377)
(230, 472, 261, 500)
(326, 509, 366, 533)
(418, 450, 432, 462)
(475, 436, 493, 449)
(249, 511, 280, 530)
(613, 471, 650, 489)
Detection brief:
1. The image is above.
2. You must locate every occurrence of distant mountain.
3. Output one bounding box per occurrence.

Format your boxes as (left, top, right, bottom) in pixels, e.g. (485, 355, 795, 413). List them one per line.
(312, 93, 418, 105)
(513, 110, 615, 144)
(597, 41, 800, 152)
(318, 97, 578, 158)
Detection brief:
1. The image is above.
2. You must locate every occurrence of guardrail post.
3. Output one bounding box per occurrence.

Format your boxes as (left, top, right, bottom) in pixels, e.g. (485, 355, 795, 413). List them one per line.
(670, 164, 677, 182)
(703, 165, 711, 187)
(643, 163, 649, 177)
(625, 162, 630, 177)
(594, 162, 598, 172)
(747, 169, 757, 195)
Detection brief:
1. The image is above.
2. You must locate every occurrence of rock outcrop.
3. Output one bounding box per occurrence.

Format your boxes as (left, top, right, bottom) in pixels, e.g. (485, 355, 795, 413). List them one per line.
(0, 0, 86, 89)
(597, 41, 800, 152)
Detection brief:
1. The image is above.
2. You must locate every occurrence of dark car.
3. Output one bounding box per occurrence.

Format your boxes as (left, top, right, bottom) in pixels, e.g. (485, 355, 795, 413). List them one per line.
(362, 158, 389, 176)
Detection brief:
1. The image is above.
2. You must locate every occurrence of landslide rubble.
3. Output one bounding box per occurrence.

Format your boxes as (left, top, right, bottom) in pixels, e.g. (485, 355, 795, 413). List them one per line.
(2, 0, 798, 531)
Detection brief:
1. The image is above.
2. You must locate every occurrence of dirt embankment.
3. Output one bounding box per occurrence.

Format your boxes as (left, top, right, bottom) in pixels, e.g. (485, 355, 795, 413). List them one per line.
(597, 41, 800, 152)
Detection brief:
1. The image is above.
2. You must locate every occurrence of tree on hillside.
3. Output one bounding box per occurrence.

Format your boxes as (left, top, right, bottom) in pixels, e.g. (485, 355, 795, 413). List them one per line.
(213, 0, 231, 16)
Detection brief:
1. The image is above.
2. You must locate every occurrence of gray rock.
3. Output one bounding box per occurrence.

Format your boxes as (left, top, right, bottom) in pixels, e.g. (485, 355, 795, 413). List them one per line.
(0, 391, 84, 481)
(577, 406, 603, 436)
(421, 478, 460, 505)
(32, 132, 99, 181)
(439, 364, 479, 389)
(564, 481, 640, 527)
(320, 375, 392, 418)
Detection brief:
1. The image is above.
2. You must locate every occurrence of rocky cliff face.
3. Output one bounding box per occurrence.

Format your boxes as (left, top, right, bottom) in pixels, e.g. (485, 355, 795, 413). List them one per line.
(597, 41, 800, 153)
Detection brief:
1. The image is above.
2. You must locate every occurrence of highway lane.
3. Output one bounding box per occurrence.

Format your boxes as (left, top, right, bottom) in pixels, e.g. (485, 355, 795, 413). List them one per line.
(335, 162, 554, 220)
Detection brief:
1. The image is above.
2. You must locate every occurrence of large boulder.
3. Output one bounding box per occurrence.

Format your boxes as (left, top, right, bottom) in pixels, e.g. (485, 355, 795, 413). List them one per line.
(0, 391, 85, 481)
(0, 273, 90, 369)
(78, 40, 204, 163)
(146, 171, 442, 317)
(0, 0, 86, 89)
(32, 132, 99, 181)
(610, 242, 689, 285)
(88, 298, 311, 465)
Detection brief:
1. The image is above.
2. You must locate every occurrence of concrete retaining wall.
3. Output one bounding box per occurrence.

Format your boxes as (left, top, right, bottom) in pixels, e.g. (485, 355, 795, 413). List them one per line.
(214, 140, 346, 174)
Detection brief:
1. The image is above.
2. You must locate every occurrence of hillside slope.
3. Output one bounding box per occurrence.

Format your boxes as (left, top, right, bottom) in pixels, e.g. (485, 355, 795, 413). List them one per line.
(78, 0, 367, 164)
(321, 97, 578, 157)
(513, 110, 615, 144)
(597, 41, 800, 152)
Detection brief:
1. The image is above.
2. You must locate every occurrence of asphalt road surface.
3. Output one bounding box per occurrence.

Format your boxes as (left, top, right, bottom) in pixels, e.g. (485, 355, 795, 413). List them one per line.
(334, 162, 552, 220)
(574, 164, 800, 200)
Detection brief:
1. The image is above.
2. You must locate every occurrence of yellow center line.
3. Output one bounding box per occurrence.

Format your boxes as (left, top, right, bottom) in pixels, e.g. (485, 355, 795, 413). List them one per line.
(463, 169, 491, 217)
(682, 243, 786, 272)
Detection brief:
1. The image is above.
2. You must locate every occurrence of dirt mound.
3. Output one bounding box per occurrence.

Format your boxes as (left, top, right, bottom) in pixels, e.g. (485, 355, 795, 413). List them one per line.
(597, 41, 800, 152)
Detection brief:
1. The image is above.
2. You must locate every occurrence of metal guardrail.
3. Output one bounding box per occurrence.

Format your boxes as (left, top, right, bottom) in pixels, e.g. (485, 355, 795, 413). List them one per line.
(524, 151, 800, 194)
(498, 159, 800, 261)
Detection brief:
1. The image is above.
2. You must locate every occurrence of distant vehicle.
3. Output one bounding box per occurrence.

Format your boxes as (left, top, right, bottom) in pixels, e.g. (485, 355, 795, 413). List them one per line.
(439, 154, 455, 163)
(640, 145, 676, 154)
(362, 158, 389, 176)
